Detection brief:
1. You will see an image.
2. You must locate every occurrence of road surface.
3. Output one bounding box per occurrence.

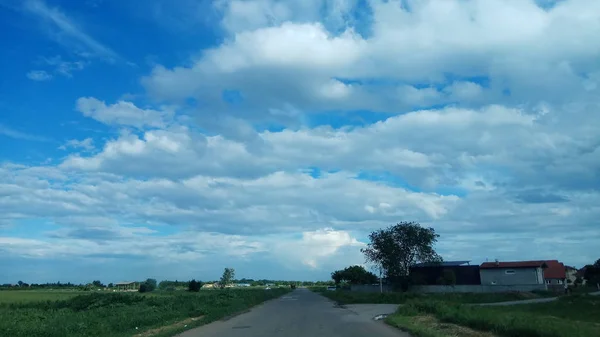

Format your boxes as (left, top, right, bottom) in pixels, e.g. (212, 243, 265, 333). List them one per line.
(177, 288, 409, 337)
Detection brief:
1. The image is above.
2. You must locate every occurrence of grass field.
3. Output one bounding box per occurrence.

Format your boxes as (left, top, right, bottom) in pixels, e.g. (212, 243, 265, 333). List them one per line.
(0, 290, 82, 303)
(0, 288, 290, 337)
(385, 294, 600, 337)
(314, 288, 555, 305)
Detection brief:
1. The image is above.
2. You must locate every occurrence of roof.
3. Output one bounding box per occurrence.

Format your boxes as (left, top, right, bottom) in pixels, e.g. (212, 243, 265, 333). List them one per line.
(413, 261, 471, 267)
(480, 260, 548, 269)
(543, 260, 566, 279)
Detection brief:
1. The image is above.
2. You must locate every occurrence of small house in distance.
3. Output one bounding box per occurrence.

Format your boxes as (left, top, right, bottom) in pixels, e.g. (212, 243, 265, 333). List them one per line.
(410, 260, 481, 285)
(114, 282, 138, 292)
(479, 260, 547, 286)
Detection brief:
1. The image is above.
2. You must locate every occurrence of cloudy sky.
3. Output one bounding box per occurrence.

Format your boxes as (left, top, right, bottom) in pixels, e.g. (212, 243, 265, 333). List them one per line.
(1, 0, 599, 284)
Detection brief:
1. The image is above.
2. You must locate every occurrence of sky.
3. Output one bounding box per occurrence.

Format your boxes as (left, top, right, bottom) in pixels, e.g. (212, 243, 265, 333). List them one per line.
(1, 0, 599, 284)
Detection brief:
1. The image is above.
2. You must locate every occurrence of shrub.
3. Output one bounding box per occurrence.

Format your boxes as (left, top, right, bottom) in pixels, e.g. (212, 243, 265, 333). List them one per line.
(188, 279, 201, 292)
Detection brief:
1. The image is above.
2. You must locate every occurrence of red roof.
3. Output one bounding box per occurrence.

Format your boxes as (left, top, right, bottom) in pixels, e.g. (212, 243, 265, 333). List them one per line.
(480, 260, 548, 269)
(543, 260, 566, 279)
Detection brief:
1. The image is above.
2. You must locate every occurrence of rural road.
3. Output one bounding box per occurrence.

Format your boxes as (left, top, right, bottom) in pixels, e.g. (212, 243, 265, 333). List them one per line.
(177, 288, 409, 337)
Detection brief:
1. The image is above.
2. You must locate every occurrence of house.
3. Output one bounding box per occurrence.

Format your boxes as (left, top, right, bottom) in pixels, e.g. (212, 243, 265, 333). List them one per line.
(114, 282, 138, 291)
(543, 260, 567, 287)
(201, 283, 219, 289)
(479, 260, 547, 285)
(565, 265, 578, 284)
(410, 260, 481, 285)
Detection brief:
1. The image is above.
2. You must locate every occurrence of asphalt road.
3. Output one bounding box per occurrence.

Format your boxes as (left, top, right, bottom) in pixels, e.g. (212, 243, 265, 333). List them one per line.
(178, 288, 410, 337)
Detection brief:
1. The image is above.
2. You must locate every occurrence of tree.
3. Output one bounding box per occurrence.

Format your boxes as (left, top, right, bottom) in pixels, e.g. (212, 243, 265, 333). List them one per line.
(138, 283, 149, 293)
(331, 265, 378, 285)
(107, 283, 114, 288)
(361, 222, 442, 289)
(17, 281, 24, 287)
(92, 280, 104, 288)
(220, 268, 235, 288)
(584, 263, 600, 286)
(144, 278, 157, 292)
(188, 279, 202, 292)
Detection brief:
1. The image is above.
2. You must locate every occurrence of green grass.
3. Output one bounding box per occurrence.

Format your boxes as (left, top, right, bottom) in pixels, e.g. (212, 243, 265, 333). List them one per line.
(386, 313, 494, 337)
(388, 294, 600, 337)
(316, 289, 554, 305)
(0, 290, 82, 303)
(0, 288, 290, 337)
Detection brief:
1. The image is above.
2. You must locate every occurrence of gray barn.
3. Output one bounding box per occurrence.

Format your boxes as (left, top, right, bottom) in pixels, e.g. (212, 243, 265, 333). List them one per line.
(479, 260, 547, 285)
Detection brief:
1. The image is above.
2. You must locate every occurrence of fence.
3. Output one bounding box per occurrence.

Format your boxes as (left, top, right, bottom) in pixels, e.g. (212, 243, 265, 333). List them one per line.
(409, 284, 548, 293)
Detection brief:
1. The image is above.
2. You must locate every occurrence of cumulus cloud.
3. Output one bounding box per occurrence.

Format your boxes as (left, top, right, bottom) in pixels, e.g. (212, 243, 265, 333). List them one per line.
(75, 97, 173, 129)
(2, 0, 600, 281)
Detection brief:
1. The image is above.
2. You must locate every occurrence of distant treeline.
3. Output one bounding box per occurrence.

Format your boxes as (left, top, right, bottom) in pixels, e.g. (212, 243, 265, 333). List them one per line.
(1, 279, 334, 291)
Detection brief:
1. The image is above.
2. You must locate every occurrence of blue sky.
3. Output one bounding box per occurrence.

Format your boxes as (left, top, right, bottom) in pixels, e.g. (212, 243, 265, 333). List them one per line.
(1, 0, 600, 284)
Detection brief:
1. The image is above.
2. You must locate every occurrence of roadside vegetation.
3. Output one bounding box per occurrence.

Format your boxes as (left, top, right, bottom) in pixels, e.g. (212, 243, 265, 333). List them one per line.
(314, 288, 555, 305)
(385, 294, 600, 337)
(0, 288, 290, 337)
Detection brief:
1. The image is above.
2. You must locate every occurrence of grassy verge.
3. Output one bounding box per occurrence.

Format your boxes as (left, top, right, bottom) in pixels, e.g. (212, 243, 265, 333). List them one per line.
(0, 288, 290, 337)
(386, 294, 600, 337)
(315, 289, 556, 305)
(386, 314, 496, 337)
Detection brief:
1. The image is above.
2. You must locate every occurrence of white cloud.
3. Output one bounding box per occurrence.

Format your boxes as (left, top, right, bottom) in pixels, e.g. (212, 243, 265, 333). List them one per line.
(3, 0, 600, 281)
(26, 70, 52, 81)
(75, 97, 172, 129)
(0, 124, 49, 142)
(59, 138, 95, 151)
(24, 0, 118, 60)
(41, 55, 87, 77)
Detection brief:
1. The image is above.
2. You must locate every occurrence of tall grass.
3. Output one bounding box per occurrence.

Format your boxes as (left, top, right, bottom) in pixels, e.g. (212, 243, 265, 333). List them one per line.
(0, 288, 290, 337)
(395, 295, 600, 337)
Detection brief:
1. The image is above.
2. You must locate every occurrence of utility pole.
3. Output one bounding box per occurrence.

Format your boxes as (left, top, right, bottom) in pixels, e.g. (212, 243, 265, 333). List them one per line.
(379, 267, 383, 293)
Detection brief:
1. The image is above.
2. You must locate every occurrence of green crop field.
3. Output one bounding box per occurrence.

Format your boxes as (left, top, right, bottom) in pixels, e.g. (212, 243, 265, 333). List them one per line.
(0, 290, 83, 304)
(0, 288, 290, 337)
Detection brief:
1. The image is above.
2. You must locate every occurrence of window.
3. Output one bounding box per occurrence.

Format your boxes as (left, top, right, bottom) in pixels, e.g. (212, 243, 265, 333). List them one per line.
(505, 270, 516, 275)
(545, 279, 551, 284)
(557, 279, 563, 284)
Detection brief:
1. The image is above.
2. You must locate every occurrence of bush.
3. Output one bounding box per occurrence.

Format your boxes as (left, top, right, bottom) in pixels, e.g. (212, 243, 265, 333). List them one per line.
(188, 280, 201, 292)
(138, 284, 149, 293)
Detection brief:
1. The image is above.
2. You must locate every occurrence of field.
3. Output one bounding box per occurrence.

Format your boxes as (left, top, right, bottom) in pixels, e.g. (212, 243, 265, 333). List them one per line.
(0, 290, 81, 303)
(314, 288, 555, 305)
(386, 294, 600, 337)
(0, 288, 290, 337)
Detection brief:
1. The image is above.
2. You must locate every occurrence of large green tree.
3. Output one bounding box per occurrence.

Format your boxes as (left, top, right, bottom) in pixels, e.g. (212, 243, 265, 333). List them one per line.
(584, 259, 600, 286)
(331, 265, 378, 285)
(220, 268, 235, 288)
(361, 221, 442, 288)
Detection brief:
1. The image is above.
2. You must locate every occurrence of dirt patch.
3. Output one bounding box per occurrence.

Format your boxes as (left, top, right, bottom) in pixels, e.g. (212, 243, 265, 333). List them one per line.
(133, 316, 204, 337)
(411, 315, 497, 337)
